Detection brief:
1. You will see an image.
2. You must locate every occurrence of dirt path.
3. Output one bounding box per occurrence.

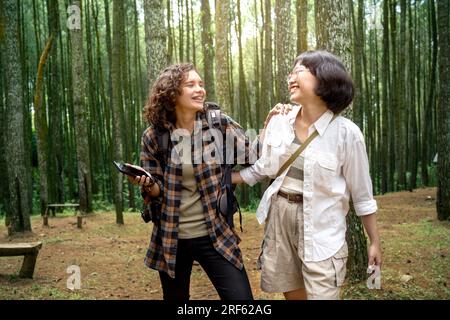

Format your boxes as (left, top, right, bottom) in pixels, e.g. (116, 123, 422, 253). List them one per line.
(0, 187, 448, 300)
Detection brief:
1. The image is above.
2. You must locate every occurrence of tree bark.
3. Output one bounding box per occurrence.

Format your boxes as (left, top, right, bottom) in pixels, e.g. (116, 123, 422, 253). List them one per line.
(296, 0, 308, 54)
(215, 0, 232, 114)
(112, 0, 125, 224)
(71, 0, 93, 214)
(144, 0, 167, 89)
(46, 0, 65, 204)
(315, 0, 368, 282)
(275, 0, 293, 103)
(34, 37, 53, 216)
(201, 0, 215, 101)
(436, 0, 450, 221)
(4, 0, 33, 233)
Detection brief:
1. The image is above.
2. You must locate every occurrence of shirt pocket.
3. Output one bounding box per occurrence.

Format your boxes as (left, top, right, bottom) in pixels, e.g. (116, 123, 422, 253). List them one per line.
(313, 152, 338, 191)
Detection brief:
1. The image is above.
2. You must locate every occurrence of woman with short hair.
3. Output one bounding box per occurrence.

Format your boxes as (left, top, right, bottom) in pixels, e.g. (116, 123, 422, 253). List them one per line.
(233, 50, 382, 300)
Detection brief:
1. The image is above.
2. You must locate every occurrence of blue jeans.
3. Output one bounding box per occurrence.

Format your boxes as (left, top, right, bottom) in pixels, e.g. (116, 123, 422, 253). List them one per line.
(158, 235, 253, 300)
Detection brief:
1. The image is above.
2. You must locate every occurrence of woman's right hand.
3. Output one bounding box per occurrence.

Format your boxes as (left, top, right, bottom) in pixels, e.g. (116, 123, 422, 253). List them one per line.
(263, 103, 293, 128)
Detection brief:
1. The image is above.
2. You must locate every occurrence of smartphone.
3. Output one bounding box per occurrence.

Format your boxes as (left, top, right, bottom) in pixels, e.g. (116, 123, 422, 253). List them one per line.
(113, 161, 152, 179)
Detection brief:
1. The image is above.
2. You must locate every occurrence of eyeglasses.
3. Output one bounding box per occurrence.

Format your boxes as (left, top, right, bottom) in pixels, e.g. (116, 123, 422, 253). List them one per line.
(286, 68, 309, 83)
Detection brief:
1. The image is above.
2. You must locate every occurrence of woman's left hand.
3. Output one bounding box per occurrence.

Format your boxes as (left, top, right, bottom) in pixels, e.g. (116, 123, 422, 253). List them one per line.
(368, 242, 382, 268)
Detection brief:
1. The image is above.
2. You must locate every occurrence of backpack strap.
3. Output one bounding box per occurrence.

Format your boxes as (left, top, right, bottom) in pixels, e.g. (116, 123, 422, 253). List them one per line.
(205, 102, 243, 232)
(156, 127, 170, 172)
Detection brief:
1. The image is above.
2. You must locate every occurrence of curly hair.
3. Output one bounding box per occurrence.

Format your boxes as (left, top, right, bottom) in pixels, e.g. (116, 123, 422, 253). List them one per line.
(143, 63, 196, 130)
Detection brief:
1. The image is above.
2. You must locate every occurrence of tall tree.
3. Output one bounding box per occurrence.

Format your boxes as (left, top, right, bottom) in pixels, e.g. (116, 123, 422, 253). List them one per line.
(394, 0, 407, 189)
(71, 0, 93, 213)
(144, 0, 167, 89)
(275, 0, 294, 103)
(436, 0, 450, 221)
(34, 37, 53, 215)
(46, 0, 65, 204)
(350, 0, 364, 131)
(4, 0, 33, 233)
(112, 0, 126, 224)
(261, 0, 274, 117)
(315, 0, 368, 282)
(215, 0, 232, 114)
(296, 0, 308, 54)
(236, 0, 250, 207)
(407, 0, 418, 191)
(201, 0, 215, 101)
(0, 5, 7, 216)
(421, 0, 438, 187)
(167, 0, 174, 63)
(381, 0, 390, 194)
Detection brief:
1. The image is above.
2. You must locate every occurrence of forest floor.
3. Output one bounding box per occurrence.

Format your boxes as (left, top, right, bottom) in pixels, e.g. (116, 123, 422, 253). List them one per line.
(0, 187, 448, 300)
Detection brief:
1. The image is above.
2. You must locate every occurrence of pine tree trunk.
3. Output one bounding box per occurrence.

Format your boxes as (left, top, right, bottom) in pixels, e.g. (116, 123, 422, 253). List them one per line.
(350, 0, 364, 131)
(34, 37, 53, 216)
(395, 0, 407, 190)
(388, 0, 396, 192)
(190, 0, 196, 66)
(215, 0, 231, 114)
(381, 0, 390, 194)
(436, 0, 450, 221)
(296, 0, 308, 54)
(421, 0, 437, 187)
(46, 0, 65, 205)
(236, 0, 249, 207)
(144, 0, 167, 89)
(71, 0, 93, 214)
(408, 2, 418, 190)
(4, 0, 33, 234)
(112, 0, 125, 225)
(185, 0, 190, 62)
(262, 0, 274, 111)
(315, 0, 368, 282)
(0, 15, 7, 218)
(201, 0, 215, 101)
(167, 0, 174, 63)
(178, 0, 184, 62)
(275, 0, 293, 104)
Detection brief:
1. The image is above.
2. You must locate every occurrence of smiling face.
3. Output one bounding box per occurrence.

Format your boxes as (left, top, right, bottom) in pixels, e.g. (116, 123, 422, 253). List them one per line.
(287, 62, 318, 105)
(175, 70, 206, 113)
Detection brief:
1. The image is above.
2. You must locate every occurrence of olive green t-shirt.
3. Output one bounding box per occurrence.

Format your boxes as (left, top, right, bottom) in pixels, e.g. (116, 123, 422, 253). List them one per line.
(178, 135, 209, 239)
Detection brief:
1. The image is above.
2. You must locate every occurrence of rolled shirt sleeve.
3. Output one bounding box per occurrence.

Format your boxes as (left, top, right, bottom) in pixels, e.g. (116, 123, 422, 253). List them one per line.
(342, 130, 378, 216)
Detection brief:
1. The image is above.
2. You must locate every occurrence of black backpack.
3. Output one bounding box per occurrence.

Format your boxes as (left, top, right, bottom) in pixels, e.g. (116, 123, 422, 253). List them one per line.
(152, 102, 242, 231)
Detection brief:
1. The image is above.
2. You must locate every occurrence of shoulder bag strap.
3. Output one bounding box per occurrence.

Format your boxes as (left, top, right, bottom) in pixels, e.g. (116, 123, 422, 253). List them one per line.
(275, 114, 338, 177)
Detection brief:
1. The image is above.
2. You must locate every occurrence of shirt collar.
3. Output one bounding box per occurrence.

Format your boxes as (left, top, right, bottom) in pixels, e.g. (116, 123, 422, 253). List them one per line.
(290, 105, 335, 136)
(166, 109, 208, 132)
(313, 109, 335, 136)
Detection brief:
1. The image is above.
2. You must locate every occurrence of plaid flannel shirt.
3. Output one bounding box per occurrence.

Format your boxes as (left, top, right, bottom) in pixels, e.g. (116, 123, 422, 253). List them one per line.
(140, 109, 260, 278)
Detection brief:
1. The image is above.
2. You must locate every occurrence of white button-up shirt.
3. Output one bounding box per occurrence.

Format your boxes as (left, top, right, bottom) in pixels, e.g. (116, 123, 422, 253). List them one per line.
(240, 105, 377, 262)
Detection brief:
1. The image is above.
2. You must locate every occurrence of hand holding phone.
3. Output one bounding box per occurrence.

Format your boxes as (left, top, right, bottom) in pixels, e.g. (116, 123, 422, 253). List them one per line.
(113, 161, 153, 181)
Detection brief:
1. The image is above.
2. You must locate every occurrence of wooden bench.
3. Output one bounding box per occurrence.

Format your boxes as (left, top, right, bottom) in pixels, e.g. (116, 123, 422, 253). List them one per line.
(43, 204, 81, 228)
(0, 242, 42, 278)
(45, 203, 79, 217)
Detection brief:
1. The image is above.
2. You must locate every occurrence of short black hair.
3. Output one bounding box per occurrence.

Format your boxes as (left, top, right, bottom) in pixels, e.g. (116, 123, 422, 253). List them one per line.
(293, 50, 354, 114)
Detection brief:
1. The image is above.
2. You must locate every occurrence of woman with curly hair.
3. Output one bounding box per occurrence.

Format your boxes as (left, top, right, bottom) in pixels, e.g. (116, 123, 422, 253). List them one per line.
(129, 63, 279, 300)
